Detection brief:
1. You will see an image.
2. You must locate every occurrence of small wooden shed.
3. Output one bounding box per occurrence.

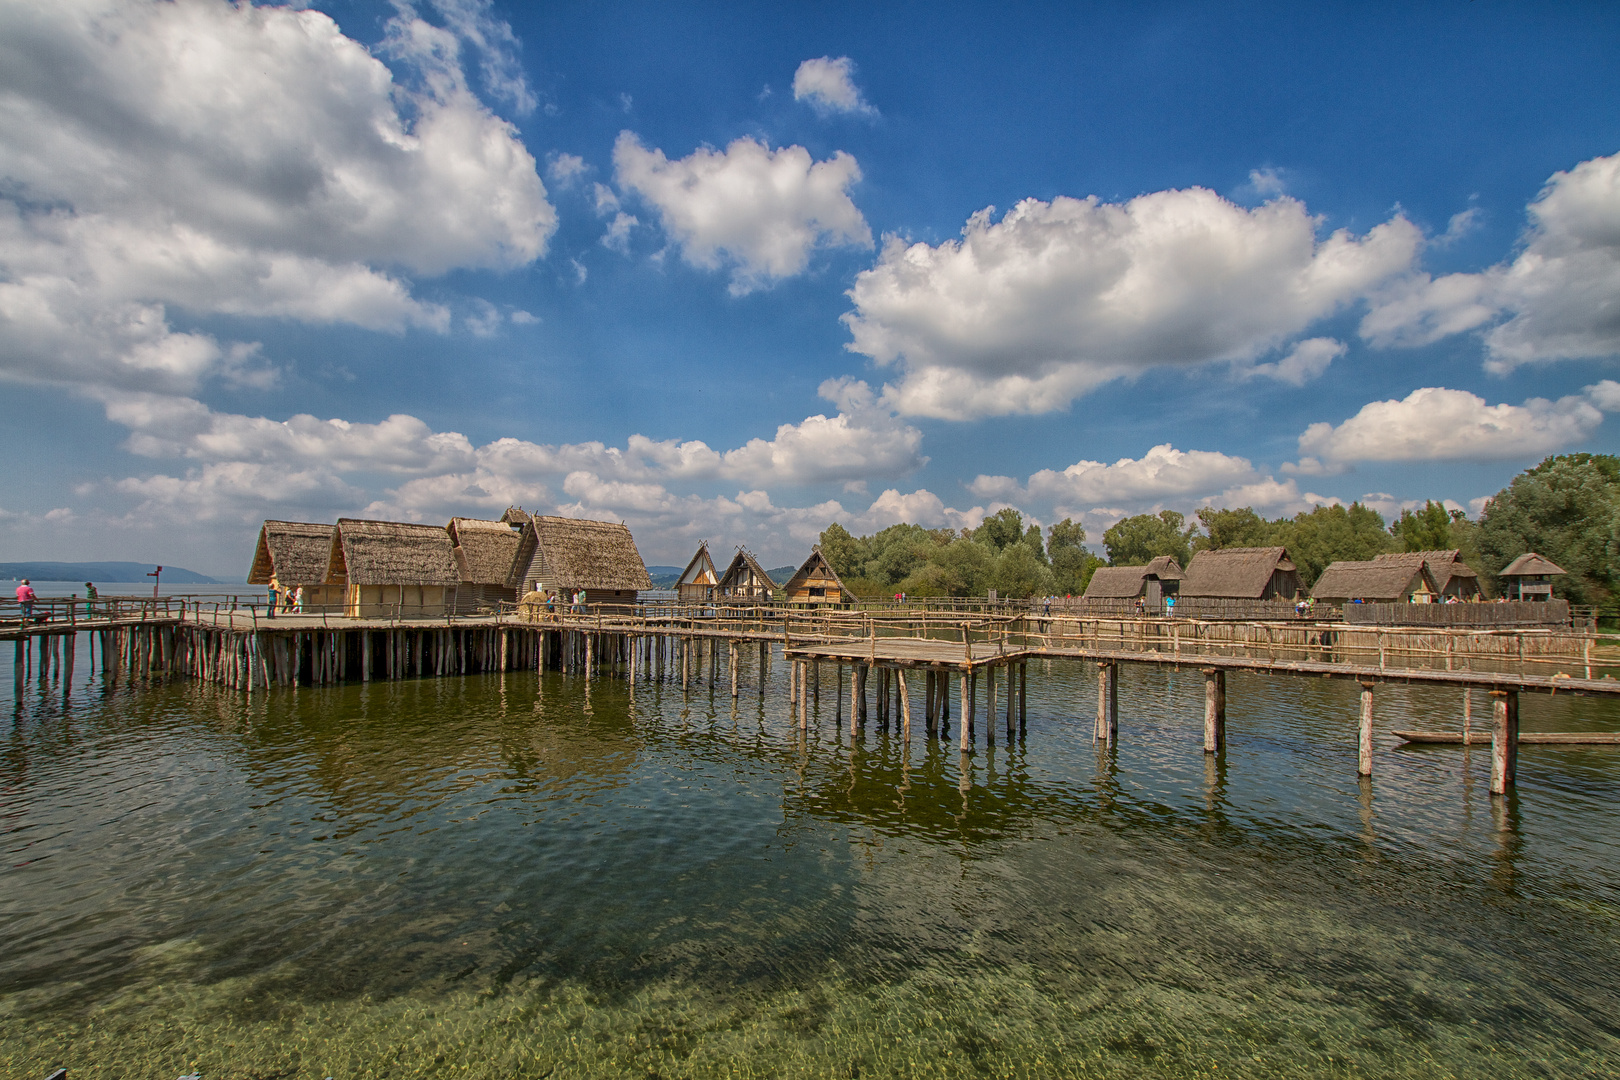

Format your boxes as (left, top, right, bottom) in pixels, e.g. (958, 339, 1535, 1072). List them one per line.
(1180, 546, 1299, 600)
(1497, 552, 1567, 601)
(1081, 555, 1183, 610)
(675, 542, 719, 604)
(246, 520, 343, 611)
(782, 547, 854, 606)
(1374, 549, 1480, 600)
(501, 508, 652, 609)
(1311, 558, 1438, 604)
(448, 517, 526, 613)
(718, 548, 776, 602)
(326, 518, 461, 617)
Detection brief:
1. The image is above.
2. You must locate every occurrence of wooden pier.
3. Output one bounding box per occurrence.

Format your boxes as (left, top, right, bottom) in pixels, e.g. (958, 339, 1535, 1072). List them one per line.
(8, 595, 1619, 799)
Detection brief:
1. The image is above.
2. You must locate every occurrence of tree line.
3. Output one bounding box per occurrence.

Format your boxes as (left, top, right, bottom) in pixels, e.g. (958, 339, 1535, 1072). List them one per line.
(817, 453, 1620, 604)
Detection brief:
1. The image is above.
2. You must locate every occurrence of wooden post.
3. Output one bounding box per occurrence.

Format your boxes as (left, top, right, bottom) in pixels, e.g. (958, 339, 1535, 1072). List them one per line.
(1491, 689, 1519, 795)
(1463, 688, 1472, 745)
(800, 661, 809, 730)
(1203, 667, 1225, 753)
(1019, 662, 1027, 733)
(898, 668, 912, 738)
(1095, 662, 1117, 745)
(850, 663, 860, 736)
(986, 665, 997, 742)
(959, 671, 971, 751)
(730, 641, 738, 698)
(1359, 682, 1375, 777)
(1005, 663, 1015, 737)
(924, 671, 936, 736)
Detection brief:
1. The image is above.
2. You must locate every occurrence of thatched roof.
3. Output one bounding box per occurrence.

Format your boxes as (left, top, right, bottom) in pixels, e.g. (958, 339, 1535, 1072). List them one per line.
(247, 520, 334, 585)
(677, 543, 718, 587)
(1499, 552, 1567, 578)
(1180, 547, 1294, 598)
(448, 517, 525, 587)
(327, 519, 460, 586)
(719, 548, 775, 594)
(1312, 559, 1435, 601)
(504, 509, 653, 590)
(1144, 555, 1184, 581)
(1375, 549, 1477, 591)
(783, 547, 854, 601)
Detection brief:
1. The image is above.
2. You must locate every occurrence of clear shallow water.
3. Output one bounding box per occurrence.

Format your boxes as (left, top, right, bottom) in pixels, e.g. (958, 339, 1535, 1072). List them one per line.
(3, 645, 1619, 1078)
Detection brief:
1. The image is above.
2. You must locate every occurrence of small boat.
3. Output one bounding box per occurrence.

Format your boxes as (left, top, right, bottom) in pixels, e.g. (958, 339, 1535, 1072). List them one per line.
(1393, 730, 1620, 745)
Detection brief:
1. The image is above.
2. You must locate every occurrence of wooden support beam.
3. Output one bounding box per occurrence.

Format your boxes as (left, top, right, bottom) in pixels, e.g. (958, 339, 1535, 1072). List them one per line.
(959, 671, 970, 751)
(898, 668, 912, 738)
(1359, 681, 1375, 777)
(1095, 662, 1118, 745)
(1491, 689, 1519, 795)
(1203, 668, 1225, 753)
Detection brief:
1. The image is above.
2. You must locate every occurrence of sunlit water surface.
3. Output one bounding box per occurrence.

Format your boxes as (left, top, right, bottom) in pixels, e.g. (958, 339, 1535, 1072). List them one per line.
(3, 646, 1618, 1078)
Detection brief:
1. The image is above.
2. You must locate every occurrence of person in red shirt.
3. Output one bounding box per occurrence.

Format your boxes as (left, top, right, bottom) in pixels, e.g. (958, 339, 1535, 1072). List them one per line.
(16, 579, 37, 621)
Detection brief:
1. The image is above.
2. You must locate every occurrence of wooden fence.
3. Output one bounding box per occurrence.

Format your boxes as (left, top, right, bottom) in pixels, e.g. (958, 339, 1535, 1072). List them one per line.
(1342, 600, 1570, 629)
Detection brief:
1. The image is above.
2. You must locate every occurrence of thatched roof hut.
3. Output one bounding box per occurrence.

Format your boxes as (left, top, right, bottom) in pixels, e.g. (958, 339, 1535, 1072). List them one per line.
(326, 519, 460, 586)
(1180, 547, 1299, 600)
(247, 520, 334, 585)
(1082, 556, 1183, 599)
(448, 517, 526, 587)
(719, 548, 775, 600)
(676, 542, 719, 603)
(501, 508, 652, 602)
(782, 547, 854, 605)
(1311, 558, 1437, 604)
(1498, 552, 1567, 600)
(1374, 549, 1480, 599)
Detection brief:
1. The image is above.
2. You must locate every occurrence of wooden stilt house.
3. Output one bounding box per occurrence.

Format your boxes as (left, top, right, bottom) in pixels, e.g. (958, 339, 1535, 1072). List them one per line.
(325, 518, 462, 617)
(782, 546, 854, 606)
(676, 542, 719, 604)
(718, 548, 776, 602)
(1497, 553, 1567, 600)
(246, 520, 341, 612)
(448, 517, 526, 613)
(1180, 547, 1299, 600)
(1080, 555, 1183, 612)
(1373, 550, 1481, 600)
(1311, 558, 1439, 605)
(500, 508, 652, 610)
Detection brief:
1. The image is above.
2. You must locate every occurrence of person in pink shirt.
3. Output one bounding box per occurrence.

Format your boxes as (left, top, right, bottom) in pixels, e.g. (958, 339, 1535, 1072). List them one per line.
(16, 579, 37, 621)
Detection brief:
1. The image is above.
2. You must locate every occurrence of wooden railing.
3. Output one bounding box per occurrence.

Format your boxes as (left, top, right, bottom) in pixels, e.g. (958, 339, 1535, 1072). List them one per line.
(1341, 599, 1571, 628)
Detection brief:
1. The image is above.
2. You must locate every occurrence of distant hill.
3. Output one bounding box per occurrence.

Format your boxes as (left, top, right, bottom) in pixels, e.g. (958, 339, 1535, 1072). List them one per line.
(0, 561, 222, 584)
(645, 565, 682, 588)
(768, 566, 796, 585)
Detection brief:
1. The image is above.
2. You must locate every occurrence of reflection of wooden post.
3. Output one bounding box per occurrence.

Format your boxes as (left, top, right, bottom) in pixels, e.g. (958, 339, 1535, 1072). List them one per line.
(898, 668, 912, 738)
(986, 665, 996, 742)
(1463, 688, 1472, 744)
(1359, 682, 1375, 777)
(1005, 663, 1015, 737)
(1203, 668, 1225, 752)
(1096, 663, 1117, 744)
(1491, 689, 1519, 794)
(1019, 663, 1027, 732)
(959, 670, 971, 751)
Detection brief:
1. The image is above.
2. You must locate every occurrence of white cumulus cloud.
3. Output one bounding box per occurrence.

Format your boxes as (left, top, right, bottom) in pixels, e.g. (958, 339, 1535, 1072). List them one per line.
(0, 0, 555, 394)
(613, 132, 872, 294)
(1360, 150, 1620, 369)
(843, 189, 1420, 419)
(792, 56, 877, 117)
(1236, 337, 1345, 386)
(1297, 386, 1610, 464)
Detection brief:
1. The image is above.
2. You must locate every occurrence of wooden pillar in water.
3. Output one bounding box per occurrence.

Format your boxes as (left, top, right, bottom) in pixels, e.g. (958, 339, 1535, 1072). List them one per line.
(985, 665, 996, 742)
(1005, 663, 1015, 738)
(898, 668, 912, 738)
(1019, 662, 1027, 733)
(1203, 668, 1225, 753)
(1490, 689, 1519, 795)
(924, 671, 936, 737)
(1095, 662, 1118, 745)
(799, 661, 809, 730)
(585, 634, 594, 679)
(959, 671, 971, 751)
(730, 642, 739, 698)
(1358, 681, 1375, 777)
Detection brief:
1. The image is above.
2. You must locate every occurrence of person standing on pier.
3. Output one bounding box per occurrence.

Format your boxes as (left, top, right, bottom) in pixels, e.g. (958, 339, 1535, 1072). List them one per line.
(267, 576, 280, 619)
(84, 582, 98, 616)
(16, 579, 36, 621)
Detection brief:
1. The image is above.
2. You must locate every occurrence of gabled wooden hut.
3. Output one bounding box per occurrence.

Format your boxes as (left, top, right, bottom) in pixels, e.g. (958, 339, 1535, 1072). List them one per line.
(718, 548, 775, 602)
(448, 517, 526, 613)
(1374, 549, 1480, 600)
(1081, 555, 1183, 610)
(675, 542, 719, 604)
(247, 520, 343, 611)
(1180, 546, 1299, 600)
(501, 508, 652, 609)
(326, 519, 461, 617)
(782, 547, 854, 606)
(1497, 552, 1566, 601)
(1311, 558, 1438, 604)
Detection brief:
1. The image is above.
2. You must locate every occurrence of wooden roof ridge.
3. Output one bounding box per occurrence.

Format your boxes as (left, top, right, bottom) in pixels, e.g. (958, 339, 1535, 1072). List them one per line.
(720, 546, 775, 590)
(328, 517, 460, 586)
(1311, 559, 1437, 600)
(677, 542, 718, 587)
(783, 546, 854, 600)
(1181, 546, 1293, 598)
(247, 519, 335, 585)
(1499, 552, 1567, 577)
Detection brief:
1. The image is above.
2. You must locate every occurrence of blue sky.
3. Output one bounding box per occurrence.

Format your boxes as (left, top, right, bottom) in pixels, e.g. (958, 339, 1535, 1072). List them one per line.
(2, 0, 1619, 578)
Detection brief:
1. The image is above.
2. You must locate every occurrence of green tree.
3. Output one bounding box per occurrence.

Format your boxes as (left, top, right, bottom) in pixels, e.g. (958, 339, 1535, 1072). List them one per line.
(817, 522, 864, 578)
(926, 538, 995, 596)
(973, 507, 1025, 551)
(1271, 502, 1393, 587)
(1476, 453, 1620, 604)
(989, 543, 1056, 598)
(1021, 523, 1049, 563)
(1391, 500, 1454, 551)
(1103, 510, 1196, 567)
(1047, 517, 1099, 595)
(1193, 507, 1272, 550)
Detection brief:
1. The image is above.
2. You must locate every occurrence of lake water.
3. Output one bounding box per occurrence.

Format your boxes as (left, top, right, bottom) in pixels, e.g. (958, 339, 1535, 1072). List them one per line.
(3, 645, 1618, 1078)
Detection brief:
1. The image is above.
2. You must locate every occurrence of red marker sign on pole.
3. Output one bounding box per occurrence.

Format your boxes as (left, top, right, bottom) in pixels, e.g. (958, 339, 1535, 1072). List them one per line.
(148, 565, 162, 599)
